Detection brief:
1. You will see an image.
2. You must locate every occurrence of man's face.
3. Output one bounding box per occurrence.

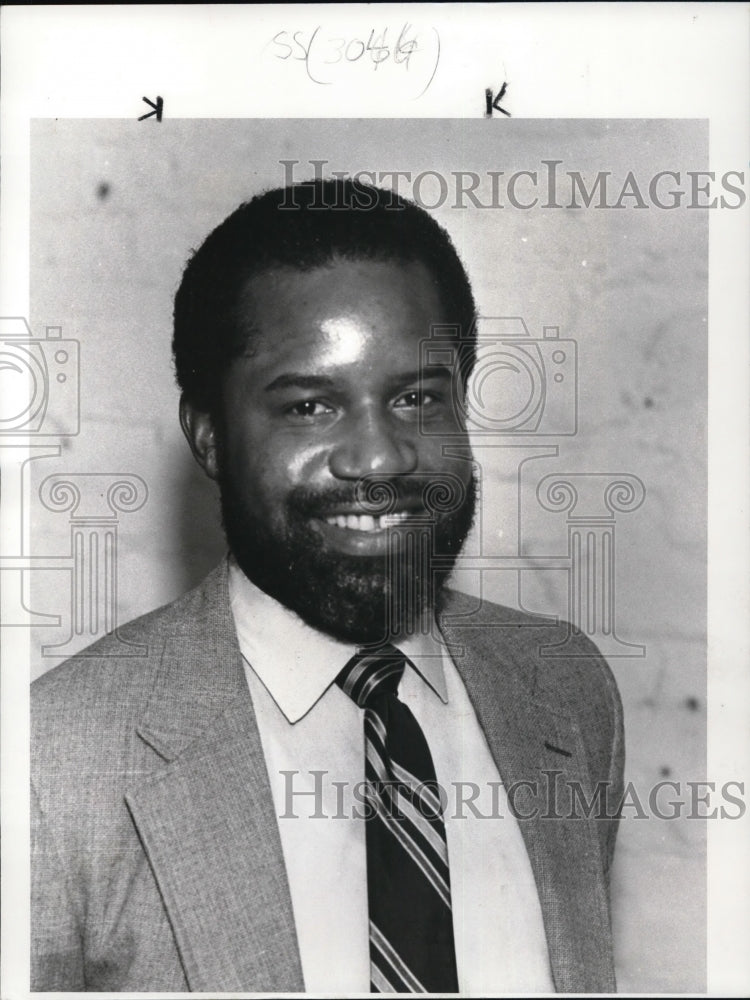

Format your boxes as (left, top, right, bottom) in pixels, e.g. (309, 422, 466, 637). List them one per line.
(187, 257, 476, 644)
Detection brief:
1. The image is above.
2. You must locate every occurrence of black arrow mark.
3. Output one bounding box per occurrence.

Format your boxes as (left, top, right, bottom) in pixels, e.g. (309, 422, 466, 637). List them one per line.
(485, 83, 510, 118)
(138, 96, 163, 122)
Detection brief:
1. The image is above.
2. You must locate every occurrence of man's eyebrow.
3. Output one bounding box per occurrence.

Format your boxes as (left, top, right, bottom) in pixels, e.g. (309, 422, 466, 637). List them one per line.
(389, 367, 455, 385)
(411, 366, 455, 381)
(264, 367, 456, 394)
(264, 373, 337, 393)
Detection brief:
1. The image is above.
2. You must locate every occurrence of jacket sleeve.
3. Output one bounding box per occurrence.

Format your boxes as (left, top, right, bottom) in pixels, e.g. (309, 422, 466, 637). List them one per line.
(598, 653, 625, 882)
(548, 634, 626, 889)
(31, 781, 86, 991)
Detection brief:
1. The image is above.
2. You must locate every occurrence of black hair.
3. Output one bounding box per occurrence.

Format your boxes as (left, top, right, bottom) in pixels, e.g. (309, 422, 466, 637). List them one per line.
(172, 177, 477, 414)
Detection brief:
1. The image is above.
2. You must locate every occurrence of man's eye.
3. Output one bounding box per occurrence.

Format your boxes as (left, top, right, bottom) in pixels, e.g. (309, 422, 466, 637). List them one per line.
(394, 390, 435, 409)
(286, 400, 334, 419)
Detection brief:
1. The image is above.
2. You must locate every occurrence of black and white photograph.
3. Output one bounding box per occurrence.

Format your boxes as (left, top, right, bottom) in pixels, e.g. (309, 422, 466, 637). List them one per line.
(2, 5, 748, 998)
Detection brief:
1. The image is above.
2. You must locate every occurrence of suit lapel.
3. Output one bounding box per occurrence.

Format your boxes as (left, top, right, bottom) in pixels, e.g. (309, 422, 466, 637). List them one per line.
(125, 565, 304, 992)
(439, 594, 616, 993)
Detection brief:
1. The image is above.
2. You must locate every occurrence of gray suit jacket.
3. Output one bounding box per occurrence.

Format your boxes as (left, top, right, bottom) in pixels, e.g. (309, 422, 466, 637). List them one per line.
(31, 561, 624, 993)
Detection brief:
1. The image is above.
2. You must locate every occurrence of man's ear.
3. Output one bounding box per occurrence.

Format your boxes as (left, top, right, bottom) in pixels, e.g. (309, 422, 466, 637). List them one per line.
(180, 396, 221, 481)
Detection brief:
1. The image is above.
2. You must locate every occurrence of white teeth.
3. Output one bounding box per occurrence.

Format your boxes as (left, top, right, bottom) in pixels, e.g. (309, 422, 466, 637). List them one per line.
(324, 511, 415, 532)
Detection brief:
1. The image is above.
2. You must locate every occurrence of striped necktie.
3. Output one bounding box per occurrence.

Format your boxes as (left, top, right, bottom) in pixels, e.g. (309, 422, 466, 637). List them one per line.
(337, 645, 460, 994)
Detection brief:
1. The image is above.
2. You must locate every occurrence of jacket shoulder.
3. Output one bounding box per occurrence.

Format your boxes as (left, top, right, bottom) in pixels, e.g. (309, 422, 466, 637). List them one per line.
(440, 588, 622, 736)
(31, 562, 228, 743)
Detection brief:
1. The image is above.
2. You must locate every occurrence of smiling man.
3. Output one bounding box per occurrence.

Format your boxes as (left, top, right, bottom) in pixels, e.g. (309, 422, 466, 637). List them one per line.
(185, 254, 475, 645)
(31, 179, 624, 994)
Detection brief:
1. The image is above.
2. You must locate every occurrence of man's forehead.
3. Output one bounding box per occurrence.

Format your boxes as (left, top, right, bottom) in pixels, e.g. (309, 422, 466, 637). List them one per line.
(219, 264, 453, 399)
(233, 258, 446, 357)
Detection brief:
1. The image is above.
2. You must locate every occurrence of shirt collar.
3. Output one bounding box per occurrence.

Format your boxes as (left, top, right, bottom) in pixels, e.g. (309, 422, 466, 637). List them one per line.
(228, 557, 448, 724)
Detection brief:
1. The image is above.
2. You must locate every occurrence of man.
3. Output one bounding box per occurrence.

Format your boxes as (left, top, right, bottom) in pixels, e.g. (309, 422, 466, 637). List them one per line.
(31, 179, 624, 993)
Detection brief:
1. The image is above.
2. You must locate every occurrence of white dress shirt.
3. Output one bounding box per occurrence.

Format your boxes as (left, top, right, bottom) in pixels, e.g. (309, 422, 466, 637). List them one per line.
(228, 559, 554, 994)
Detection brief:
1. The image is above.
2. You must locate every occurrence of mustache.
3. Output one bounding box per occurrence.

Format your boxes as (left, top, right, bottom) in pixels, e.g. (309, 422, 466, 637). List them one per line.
(287, 475, 473, 518)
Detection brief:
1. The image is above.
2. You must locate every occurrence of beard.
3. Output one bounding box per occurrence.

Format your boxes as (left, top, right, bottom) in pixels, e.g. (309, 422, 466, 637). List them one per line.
(218, 470, 477, 646)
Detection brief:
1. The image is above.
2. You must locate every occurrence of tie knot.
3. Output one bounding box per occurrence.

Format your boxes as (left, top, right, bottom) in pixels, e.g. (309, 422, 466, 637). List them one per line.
(336, 644, 406, 708)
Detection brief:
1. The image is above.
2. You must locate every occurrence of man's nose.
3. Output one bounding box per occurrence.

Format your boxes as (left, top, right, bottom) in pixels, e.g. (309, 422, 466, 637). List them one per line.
(328, 412, 418, 480)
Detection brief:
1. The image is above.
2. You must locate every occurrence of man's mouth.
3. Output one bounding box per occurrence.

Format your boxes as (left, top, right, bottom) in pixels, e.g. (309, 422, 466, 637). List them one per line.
(309, 508, 429, 556)
(323, 511, 417, 533)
